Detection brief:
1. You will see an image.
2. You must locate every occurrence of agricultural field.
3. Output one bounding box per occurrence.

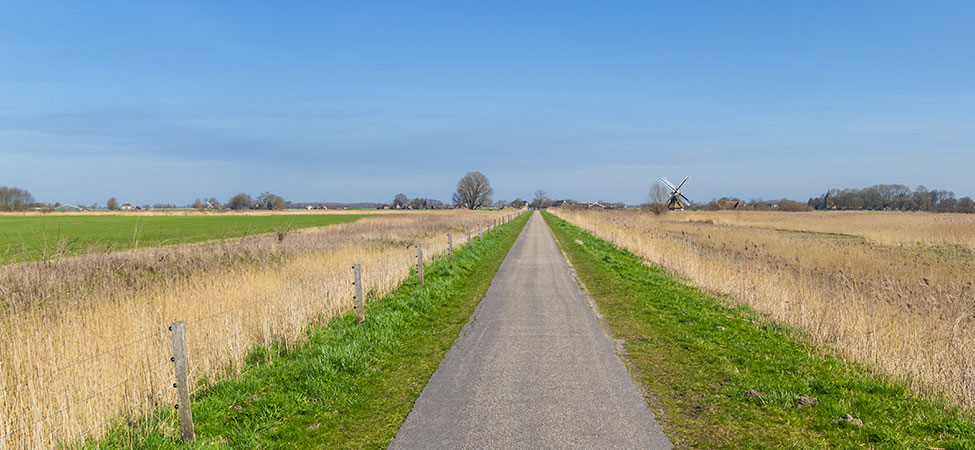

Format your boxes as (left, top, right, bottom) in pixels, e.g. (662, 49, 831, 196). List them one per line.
(0, 209, 514, 448)
(0, 212, 375, 264)
(549, 208, 975, 413)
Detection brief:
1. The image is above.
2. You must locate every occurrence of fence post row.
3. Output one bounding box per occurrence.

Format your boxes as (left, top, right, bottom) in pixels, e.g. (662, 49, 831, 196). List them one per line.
(353, 264, 364, 323)
(417, 244, 424, 285)
(170, 321, 195, 442)
(448, 233, 453, 259)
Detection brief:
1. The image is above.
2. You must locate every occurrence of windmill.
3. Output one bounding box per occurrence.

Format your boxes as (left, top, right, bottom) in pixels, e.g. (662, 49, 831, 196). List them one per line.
(659, 176, 691, 210)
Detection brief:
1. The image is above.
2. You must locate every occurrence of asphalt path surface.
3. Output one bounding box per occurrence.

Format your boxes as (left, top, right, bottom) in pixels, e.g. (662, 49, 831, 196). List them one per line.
(390, 212, 672, 449)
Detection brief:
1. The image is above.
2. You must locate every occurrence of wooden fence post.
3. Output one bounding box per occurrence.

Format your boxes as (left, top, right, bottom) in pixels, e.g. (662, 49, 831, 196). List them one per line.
(170, 321, 195, 442)
(448, 233, 453, 259)
(353, 264, 364, 323)
(467, 228, 472, 245)
(478, 224, 482, 241)
(417, 244, 424, 285)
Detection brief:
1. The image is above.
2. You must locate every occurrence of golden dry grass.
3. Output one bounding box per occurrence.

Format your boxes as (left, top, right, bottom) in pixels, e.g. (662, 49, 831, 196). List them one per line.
(0, 210, 513, 449)
(674, 210, 975, 249)
(550, 208, 975, 410)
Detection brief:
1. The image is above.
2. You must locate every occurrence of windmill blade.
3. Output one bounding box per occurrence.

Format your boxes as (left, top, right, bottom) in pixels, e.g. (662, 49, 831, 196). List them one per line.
(679, 193, 692, 204)
(660, 177, 677, 191)
(676, 176, 689, 191)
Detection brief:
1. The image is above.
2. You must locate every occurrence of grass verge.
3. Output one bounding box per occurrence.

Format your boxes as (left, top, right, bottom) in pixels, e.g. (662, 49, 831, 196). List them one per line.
(543, 211, 975, 449)
(88, 213, 528, 449)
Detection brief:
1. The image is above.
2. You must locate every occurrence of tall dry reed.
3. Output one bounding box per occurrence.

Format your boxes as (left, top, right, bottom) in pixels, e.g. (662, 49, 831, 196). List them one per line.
(0, 210, 509, 449)
(550, 208, 975, 410)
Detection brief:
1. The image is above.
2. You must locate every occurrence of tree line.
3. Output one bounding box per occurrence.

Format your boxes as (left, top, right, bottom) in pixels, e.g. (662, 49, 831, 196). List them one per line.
(698, 184, 974, 213)
(808, 184, 974, 213)
(204, 192, 289, 211)
(0, 186, 35, 211)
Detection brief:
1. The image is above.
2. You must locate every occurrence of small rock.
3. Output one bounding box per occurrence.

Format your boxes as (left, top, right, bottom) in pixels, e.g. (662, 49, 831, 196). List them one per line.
(795, 395, 819, 408)
(743, 390, 765, 399)
(837, 413, 863, 427)
(306, 423, 321, 431)
(716, 326, 727, 331)
(230, 405, 243, 411)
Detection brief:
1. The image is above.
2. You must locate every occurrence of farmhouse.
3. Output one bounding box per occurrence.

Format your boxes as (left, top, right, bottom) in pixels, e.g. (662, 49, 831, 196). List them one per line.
(119, 202, 137, 211)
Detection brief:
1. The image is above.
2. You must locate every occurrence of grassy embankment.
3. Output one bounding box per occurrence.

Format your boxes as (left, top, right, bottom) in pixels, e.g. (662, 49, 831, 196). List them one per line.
(0, 214, 367, 264)
(543, 212, 975, 449)
(88, 213, 528, 449)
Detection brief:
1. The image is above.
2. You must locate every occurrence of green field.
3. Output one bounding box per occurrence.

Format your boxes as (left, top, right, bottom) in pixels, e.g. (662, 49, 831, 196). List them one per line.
(0, 214, 368, 264)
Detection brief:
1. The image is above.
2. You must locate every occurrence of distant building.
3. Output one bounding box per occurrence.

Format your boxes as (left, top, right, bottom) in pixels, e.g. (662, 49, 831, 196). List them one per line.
(119, 202, 137, 211)
(53, 205, 83, 212)
(724, 200, 742, 209)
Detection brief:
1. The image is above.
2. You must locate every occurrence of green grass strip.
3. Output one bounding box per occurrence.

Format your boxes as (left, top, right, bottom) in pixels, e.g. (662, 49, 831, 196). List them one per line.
(90, 214, 529, 449)
(542, 211, 975, 450)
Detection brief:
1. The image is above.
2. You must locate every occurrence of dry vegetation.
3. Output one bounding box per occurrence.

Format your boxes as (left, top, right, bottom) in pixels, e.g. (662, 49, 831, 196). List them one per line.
(550, 208, 975, 410)
(0, 210, 510, 449)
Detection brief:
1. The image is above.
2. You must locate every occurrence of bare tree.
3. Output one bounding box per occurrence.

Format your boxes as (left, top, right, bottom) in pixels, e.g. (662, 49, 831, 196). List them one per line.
(511, 198, 526, 209)
(530, 190, 553, 208)
(0, 186, 35, 211)
(646, 184, 669, 215)
(228, 193, 253, 210)
(452, 172, 493, 209)
(107, 197, 119, 211)
(256, 192, 287, 210)
(392, 193, 409, 209)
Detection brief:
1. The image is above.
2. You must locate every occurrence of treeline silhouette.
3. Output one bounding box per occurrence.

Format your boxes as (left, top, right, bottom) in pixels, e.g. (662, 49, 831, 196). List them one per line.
(808, 184, 974, 213)
(0, 186, 35, 211)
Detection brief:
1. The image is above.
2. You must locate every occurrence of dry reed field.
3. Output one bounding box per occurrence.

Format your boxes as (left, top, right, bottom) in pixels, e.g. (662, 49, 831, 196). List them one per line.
(0, 210, 509, 449)
(549, 208, 975, 410)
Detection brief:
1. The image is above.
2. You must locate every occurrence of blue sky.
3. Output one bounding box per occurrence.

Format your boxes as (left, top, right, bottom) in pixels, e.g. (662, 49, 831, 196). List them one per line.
(1, 1, 974, 206)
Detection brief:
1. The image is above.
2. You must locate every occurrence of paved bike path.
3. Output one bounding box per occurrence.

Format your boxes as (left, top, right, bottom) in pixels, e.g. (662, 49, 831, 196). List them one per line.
(389, 212, 672, 449)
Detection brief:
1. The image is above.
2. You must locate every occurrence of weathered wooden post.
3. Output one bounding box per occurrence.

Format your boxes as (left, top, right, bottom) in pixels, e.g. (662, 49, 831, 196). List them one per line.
(417, 244, 424, 285)
(353, 264, 364, 323)
(448, 233, 453, 259)
(170, 321, 195, 442)
(478, 224, 482, 241)
(467, 228, 472, 245)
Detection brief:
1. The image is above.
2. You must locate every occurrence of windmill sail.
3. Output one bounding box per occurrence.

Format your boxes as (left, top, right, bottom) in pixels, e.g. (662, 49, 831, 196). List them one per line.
(659, 176, 691, 210)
